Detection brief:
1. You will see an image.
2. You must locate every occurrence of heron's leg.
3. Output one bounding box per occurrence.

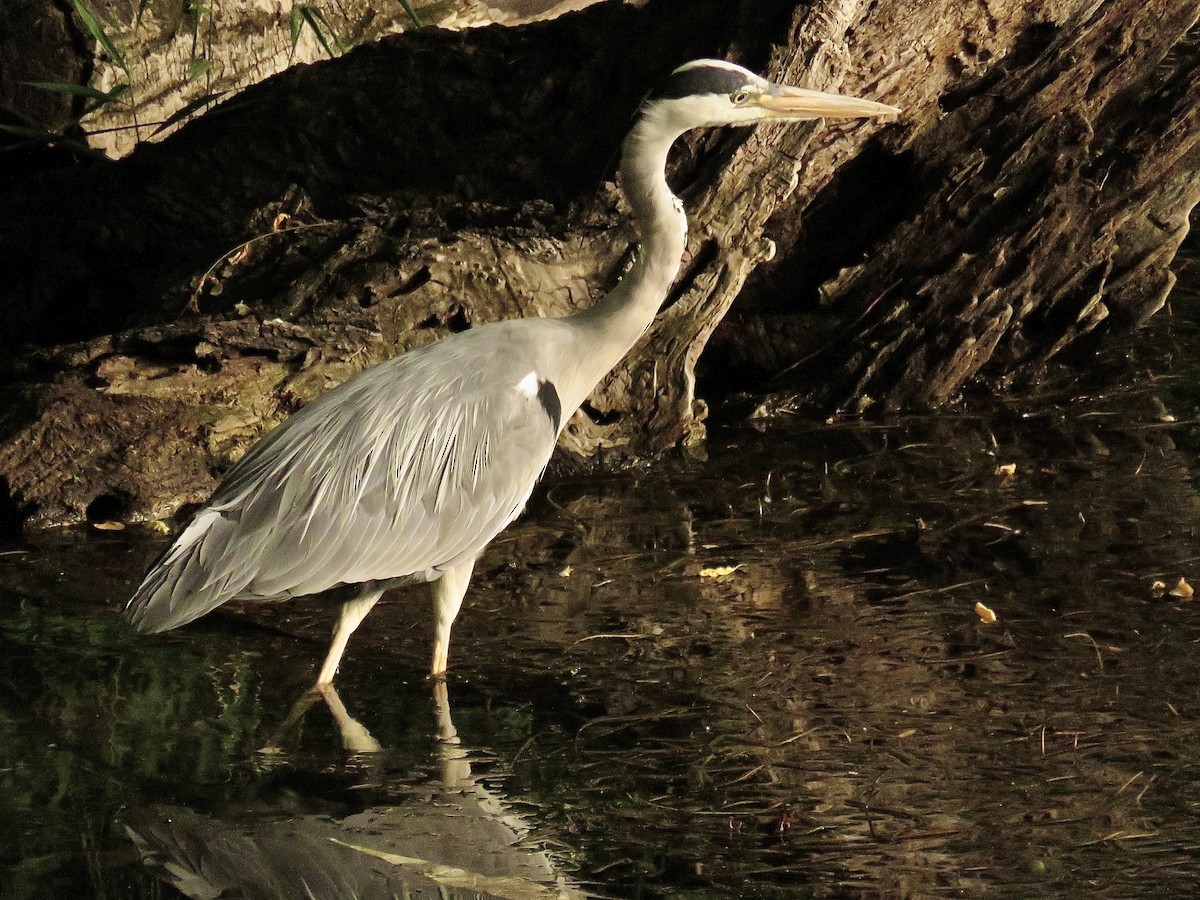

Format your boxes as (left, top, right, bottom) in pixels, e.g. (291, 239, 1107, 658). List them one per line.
(431, 558, 476, 677)
(316, 589, 383, 685)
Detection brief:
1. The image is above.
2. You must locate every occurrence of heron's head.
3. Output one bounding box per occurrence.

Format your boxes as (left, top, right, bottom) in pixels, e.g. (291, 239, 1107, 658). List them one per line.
(643, 59, 899, 133)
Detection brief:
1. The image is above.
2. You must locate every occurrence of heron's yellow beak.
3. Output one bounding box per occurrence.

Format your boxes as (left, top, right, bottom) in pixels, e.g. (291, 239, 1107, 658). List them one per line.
(758, 84, 900, 120)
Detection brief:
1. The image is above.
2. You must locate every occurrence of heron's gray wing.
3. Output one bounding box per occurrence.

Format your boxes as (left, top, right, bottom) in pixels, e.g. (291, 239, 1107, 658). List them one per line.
(242, 348, 561, 597)
(126, 328, 564, 633)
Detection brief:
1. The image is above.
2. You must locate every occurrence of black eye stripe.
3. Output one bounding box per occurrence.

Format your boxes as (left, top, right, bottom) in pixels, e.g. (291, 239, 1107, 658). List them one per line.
(648, 66, 750, 102)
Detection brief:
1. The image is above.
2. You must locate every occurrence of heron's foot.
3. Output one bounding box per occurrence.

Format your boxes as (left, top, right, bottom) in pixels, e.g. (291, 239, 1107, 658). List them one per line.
(315, 655, 341, 687)
(318, 683, 384, 755)
(429, 642, 450, 679)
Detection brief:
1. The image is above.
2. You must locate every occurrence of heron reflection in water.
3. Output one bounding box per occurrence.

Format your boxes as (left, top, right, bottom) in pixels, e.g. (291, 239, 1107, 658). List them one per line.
(125, 682, 585, 898)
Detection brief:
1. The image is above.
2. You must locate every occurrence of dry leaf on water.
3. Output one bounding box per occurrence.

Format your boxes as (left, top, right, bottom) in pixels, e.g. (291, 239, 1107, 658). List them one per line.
(975, 601, 998, 624)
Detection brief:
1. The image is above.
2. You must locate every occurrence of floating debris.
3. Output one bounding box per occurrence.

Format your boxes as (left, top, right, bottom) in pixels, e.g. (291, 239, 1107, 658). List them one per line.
(1169, 577, 1193, 600)
(975, 601, 999, 624)
(700, 565, 743, 579)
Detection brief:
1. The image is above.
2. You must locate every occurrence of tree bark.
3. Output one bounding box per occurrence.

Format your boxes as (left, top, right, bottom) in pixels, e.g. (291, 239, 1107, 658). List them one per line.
(716, 0, 1200, 413)
(0, 0, 1196, 531)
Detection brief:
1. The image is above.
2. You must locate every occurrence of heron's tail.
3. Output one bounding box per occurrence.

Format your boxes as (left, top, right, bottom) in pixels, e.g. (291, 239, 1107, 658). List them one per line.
(125, 509, 243, 633)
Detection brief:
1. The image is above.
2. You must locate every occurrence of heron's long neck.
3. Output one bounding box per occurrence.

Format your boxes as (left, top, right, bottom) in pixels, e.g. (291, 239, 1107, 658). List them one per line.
(564, 111, 688, 404)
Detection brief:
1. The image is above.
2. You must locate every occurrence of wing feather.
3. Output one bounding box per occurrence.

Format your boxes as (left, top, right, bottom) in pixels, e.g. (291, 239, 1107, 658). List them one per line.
(126, 324, 566, 633)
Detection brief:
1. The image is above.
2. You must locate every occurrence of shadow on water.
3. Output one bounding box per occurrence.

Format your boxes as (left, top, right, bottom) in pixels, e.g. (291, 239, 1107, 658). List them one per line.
(5, 296, 1200, 896)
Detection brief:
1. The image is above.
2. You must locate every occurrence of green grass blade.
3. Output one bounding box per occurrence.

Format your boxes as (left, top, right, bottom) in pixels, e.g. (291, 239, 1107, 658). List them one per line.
(308, 8, 348, 52)
(297, 6, 339, 58)
(150, 91, 226, 135)
(289, 6, 304, 50)
(0, 123, 97, 156)
(187, 59, 212, 81)
(0, 123, 61, 140)
(399, 0, 423, 27)
(22, 80, 125, 103)
(71, 0, 126, 68)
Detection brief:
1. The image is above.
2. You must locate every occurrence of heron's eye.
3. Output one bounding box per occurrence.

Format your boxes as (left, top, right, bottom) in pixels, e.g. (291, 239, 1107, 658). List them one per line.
(731, 89, 752, 105)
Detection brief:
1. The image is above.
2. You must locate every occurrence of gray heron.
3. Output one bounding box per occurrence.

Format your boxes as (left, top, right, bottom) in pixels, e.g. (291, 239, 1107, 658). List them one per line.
(125, 59, 898, 684)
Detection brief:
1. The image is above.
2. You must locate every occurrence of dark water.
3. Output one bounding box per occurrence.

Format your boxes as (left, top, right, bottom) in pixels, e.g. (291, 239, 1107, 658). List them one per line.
(5, 297, 1200, 897)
